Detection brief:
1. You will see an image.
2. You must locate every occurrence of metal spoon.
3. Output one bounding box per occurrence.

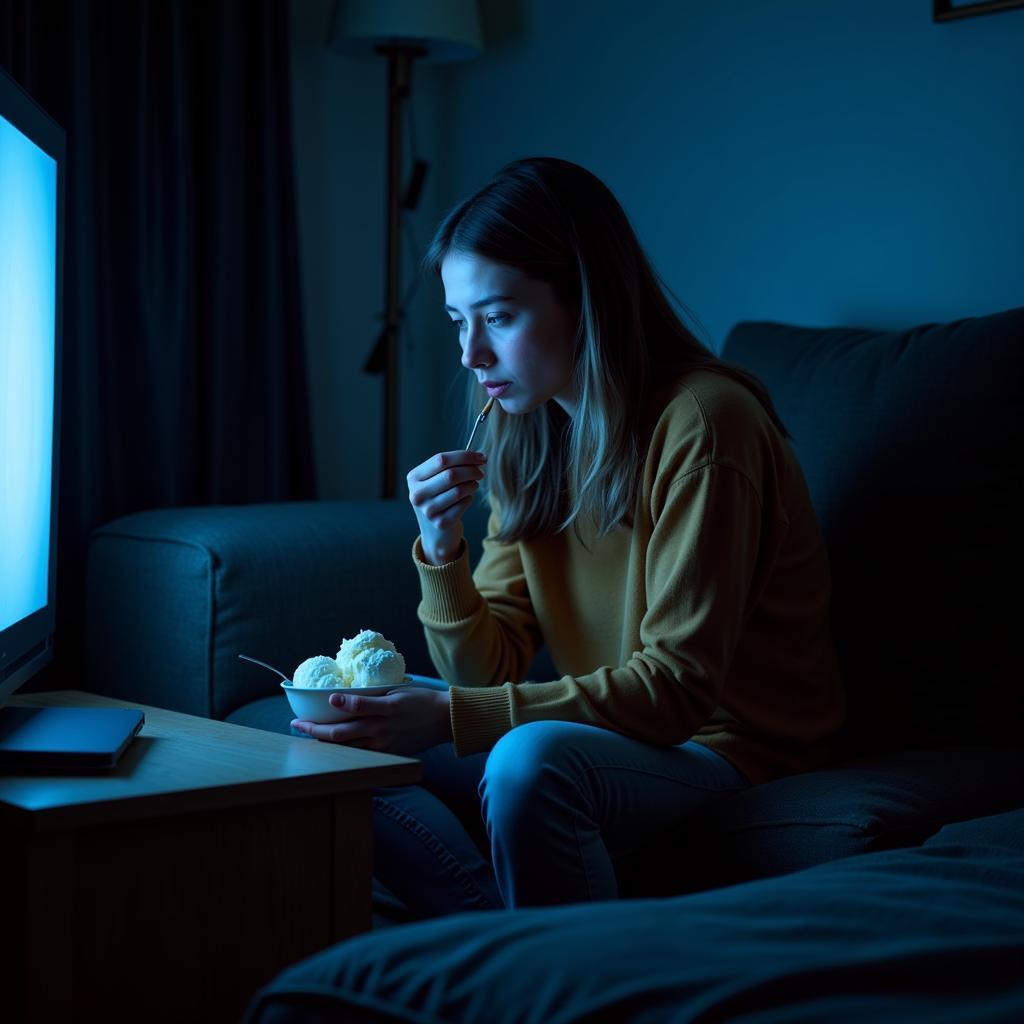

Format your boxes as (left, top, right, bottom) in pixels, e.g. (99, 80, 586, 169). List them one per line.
(238, 654, 291, 683)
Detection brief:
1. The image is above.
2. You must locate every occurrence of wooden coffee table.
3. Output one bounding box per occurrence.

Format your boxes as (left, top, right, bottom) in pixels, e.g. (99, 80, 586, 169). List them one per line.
(0, 689, 421, 1023)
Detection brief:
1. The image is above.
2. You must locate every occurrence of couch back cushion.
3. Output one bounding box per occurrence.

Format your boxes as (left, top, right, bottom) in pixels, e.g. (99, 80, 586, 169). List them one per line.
(721, 307, 1023, 756)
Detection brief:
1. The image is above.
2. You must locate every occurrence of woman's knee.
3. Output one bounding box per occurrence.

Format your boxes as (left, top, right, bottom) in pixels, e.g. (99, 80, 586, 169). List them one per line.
(485, 721, 580, 781)
(481, 721, 581, 825)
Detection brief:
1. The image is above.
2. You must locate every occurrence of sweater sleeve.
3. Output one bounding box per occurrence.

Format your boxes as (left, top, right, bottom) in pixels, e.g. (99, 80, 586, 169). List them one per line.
(414, 509, 543, 684)
(413, 507, 544, 752)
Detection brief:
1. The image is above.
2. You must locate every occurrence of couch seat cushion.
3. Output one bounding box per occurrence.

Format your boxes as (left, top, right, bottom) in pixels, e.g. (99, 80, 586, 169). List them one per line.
(225, 694, 295, 735)
(922, 806, 1024, 852)
(618, 745, 1024, 894)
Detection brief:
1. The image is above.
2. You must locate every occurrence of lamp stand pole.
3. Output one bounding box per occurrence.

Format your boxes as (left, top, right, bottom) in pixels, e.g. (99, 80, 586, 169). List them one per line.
(377, 44, 424, 499)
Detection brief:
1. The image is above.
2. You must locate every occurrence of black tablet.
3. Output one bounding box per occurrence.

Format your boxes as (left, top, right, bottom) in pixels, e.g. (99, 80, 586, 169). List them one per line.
(0, 706, 145, 770)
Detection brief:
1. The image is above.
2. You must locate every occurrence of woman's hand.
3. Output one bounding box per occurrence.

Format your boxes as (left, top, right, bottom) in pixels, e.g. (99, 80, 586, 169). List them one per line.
(407, 450, 487, 565)
(290, 687, 453, 756)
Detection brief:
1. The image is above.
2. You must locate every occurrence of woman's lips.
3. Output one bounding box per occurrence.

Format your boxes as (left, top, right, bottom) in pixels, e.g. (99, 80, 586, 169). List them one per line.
(484, 382, 511, 398)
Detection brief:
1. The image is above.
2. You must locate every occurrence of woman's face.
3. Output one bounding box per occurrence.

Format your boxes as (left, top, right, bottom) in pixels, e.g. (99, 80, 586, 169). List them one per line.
(441, 251, 579, 418)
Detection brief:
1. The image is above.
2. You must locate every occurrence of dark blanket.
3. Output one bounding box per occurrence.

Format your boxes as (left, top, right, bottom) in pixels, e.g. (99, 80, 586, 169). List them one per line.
(245, 810, 1024, 1023)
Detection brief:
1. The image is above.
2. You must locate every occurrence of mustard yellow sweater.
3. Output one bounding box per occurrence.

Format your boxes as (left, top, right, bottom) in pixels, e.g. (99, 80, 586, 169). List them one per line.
(412, 370, 846, 785)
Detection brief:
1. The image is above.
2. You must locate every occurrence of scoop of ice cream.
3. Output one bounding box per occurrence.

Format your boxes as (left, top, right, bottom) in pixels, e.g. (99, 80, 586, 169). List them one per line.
(292, 655, 346, 689)
(336, 629, 406, 688)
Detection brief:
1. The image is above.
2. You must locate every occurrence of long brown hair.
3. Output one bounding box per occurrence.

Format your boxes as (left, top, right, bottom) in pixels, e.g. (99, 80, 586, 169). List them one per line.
(424, 157, 787, 542)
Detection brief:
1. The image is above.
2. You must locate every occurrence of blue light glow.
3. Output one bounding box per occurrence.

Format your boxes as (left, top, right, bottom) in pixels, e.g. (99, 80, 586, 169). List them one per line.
(0, 112, 57, 632)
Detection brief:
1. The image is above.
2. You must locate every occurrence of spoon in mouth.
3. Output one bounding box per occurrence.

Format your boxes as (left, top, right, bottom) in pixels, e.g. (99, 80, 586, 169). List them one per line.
(464, 396, 495, 451)
(238, 654, 291, 683)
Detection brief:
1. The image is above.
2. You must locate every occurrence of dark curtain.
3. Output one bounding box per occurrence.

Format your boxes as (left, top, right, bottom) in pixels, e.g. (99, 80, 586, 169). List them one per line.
(0, 0, 316, 683)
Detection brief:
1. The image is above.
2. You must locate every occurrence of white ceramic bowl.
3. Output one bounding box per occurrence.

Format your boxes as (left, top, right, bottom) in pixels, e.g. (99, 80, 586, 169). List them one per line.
(282, 678, 415, 723)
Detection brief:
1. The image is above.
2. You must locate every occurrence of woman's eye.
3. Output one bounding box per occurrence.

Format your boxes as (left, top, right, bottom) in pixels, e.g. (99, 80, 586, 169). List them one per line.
(448, 314, 508, 329)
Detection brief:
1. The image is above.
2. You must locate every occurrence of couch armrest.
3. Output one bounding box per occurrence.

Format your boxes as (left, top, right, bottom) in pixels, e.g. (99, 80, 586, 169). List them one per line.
(84, 500, 490, 720)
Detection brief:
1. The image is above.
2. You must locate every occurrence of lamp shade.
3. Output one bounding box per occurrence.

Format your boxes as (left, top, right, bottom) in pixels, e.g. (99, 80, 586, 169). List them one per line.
(327, 0, 483, 62)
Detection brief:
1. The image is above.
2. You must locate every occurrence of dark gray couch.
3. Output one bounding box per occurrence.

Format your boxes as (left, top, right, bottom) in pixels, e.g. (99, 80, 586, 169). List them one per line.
(85, 306, 1024, 901)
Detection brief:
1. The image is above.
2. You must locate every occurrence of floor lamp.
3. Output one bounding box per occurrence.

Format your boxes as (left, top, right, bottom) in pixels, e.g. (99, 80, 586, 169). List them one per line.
(326, 1, 483, 499)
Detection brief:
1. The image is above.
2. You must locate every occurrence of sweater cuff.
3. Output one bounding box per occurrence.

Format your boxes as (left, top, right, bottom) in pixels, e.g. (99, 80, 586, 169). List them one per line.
(411, 536, 482, 623)
(449, 684, 514, 756)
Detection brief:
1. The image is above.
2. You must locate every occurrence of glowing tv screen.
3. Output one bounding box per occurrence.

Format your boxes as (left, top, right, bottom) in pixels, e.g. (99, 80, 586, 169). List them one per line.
(0, 66, 64, 700)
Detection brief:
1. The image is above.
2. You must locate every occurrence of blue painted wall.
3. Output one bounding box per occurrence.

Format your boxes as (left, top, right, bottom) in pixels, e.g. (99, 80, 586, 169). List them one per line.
(293, 0, 1024, 498)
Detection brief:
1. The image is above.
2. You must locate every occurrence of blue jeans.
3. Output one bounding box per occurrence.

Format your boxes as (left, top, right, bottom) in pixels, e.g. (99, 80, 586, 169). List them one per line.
(372, 720, 751, 916)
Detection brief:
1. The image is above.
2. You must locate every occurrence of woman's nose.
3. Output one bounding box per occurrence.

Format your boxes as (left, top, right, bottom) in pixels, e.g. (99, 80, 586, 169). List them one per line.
(460, 322, 493, 369)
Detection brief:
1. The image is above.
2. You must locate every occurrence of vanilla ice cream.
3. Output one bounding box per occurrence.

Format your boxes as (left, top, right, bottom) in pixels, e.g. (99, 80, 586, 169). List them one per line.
(336, 629, 407, 688)
(292, 655, 346, 689)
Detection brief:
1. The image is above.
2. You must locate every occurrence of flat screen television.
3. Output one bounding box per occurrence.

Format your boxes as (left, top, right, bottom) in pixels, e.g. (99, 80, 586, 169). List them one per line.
(0, 64, 64, 702)
(0, 66, 143, 767)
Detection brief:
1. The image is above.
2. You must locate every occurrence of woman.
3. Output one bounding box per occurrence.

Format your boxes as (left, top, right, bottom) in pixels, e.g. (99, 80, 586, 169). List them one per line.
(292, 157, 846, 916)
